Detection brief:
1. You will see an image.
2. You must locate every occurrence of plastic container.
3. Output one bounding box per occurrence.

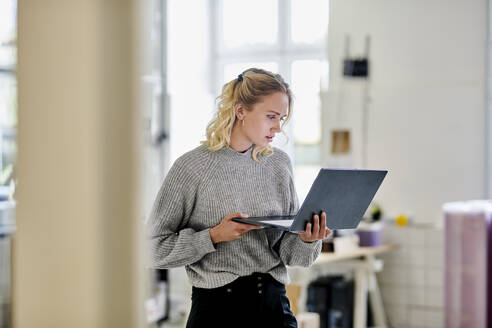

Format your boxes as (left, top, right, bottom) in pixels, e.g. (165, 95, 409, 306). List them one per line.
(356, 221, 383, 247)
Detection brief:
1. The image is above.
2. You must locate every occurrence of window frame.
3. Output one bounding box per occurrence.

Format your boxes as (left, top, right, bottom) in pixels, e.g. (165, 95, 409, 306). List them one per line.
(210, 0, 328, 96)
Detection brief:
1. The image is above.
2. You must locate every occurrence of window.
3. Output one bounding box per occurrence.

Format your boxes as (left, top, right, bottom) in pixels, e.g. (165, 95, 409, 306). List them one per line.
(222, 0, 278, 49)
(0, 0, 17, 192)
(211, 0, 329, 200)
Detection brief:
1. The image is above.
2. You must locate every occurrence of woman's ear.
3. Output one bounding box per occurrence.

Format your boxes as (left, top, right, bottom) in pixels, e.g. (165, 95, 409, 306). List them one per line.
(234, 103, 245, 120)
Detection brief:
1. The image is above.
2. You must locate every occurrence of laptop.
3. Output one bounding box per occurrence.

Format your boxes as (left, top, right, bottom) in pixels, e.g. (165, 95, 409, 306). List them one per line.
(232, 168, 387, 232)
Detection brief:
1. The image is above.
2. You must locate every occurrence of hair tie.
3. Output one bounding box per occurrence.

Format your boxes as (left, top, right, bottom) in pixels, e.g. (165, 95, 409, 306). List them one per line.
(237, 74, 243, 82)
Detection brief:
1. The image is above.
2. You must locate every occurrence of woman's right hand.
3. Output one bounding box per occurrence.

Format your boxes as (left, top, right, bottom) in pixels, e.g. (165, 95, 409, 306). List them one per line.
(210, 212, 263, 244)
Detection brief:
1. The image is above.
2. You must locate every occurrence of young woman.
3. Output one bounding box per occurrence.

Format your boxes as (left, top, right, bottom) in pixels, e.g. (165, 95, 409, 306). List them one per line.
(146, 68, 331, 328)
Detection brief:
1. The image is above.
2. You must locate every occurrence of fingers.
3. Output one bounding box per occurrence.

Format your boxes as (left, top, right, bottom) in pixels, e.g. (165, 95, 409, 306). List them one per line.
(313, 212, 329, 239)
(320, 212, 327, 235)
(240, 220, 264, 232)
(303, 222, 312, 239)
(224, 213, 250, 228)
(225, 212, 249, 221)
(299, 212, 330, 242)
(227, 212, 263, 233)
(312, 214, 320, 236)
(214, 212, 260, 243)
(239, 223, 263, 231)
(234, 225, 263, 239)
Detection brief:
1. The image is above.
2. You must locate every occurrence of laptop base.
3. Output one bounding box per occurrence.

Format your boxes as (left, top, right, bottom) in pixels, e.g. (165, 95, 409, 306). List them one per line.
(231, 216, 295, 231)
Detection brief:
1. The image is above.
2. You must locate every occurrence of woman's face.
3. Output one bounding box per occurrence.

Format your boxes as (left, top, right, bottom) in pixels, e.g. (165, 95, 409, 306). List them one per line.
(238, 91, 289, 148)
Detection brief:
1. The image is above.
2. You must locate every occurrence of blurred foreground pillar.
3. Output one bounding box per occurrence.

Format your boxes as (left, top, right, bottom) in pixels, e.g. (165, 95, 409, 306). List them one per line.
(14, 0, 145, 327)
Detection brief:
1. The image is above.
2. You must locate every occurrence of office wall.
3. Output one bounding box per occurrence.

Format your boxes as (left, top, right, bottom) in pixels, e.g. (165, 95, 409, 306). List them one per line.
(325, 0, 487, 223)
(14, 0, 145, 327)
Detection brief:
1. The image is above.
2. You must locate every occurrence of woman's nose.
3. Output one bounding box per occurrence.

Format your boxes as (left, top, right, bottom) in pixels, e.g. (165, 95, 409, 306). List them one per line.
(272, 121, 281, 132)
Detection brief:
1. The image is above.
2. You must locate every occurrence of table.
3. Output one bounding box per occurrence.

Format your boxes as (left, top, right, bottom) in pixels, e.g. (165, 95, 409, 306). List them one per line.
(288, 243, 398, 328)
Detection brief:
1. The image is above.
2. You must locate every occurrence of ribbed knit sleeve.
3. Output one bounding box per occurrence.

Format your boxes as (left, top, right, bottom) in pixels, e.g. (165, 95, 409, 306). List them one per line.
(278, 155, 322, 267)
(279, 233, 322, 267)
(145, 156, 216, 269)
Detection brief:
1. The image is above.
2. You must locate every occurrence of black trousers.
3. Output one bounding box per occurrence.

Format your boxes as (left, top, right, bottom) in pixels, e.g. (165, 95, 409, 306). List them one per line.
(186, 273, 297, 328)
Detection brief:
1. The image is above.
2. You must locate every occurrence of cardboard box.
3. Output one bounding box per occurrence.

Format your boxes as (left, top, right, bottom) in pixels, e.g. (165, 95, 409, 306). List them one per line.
(286, 284, 302, 316)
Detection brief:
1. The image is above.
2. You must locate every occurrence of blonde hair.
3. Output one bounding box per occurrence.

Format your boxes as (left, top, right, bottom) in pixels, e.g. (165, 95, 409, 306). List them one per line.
(201, 68, 293, 162)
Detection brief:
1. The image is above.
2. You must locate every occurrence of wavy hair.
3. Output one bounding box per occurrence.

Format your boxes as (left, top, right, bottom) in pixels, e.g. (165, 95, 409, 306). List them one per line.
(201, 68, 293, 162)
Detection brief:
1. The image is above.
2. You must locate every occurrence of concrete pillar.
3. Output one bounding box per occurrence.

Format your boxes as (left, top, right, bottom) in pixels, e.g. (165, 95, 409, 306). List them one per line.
(14, 0, 145, 327)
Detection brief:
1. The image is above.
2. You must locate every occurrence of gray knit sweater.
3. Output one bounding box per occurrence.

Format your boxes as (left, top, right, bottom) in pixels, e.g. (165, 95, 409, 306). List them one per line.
(146, 144, 322, 288)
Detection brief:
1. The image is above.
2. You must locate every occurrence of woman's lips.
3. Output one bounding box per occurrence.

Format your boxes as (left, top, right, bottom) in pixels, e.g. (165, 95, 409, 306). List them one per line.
(266, 136, 273, 142)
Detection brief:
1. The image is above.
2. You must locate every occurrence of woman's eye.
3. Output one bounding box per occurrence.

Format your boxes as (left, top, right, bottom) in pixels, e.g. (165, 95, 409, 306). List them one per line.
(280, 117, 286, 122)
(267, 116, 275, 120)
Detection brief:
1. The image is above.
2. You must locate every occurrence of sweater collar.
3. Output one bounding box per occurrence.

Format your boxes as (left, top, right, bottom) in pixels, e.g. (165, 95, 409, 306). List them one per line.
(216, 144, 255, 162)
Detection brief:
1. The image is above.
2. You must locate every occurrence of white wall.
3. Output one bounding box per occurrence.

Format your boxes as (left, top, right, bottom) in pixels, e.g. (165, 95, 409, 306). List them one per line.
(379, 225, 444, 327)
(325, 0, 487, 223)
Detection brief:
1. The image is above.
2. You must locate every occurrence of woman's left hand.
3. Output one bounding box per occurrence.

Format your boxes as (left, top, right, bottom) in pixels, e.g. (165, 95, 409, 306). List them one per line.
(297, 212, 332, 242)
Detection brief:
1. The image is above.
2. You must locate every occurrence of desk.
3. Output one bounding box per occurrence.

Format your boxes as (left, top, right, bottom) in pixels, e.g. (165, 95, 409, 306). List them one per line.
(288, 244, 398, 328)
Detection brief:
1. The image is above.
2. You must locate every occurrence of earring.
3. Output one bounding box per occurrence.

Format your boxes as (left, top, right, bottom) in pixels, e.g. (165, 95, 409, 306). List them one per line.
(241, 119, 244, 127)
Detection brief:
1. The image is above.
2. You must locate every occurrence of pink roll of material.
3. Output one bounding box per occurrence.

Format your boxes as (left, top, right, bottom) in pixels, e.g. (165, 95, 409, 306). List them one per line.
(443, 201, 492, 328)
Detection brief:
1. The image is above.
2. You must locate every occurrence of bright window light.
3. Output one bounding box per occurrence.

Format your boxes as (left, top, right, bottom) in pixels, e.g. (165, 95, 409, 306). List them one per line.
(291, 0, 329, 44)
(222, 0, 278, 48)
